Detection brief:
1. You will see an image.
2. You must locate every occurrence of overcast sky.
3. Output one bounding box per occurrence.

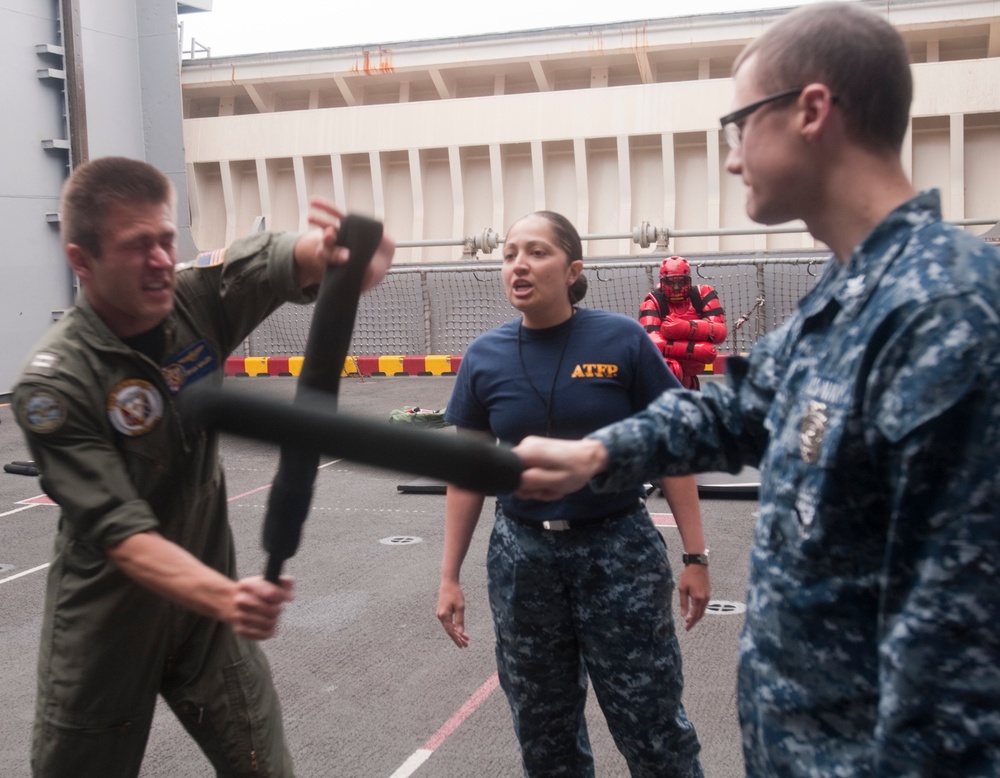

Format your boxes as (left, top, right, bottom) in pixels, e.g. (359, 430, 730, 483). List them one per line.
(179, 0, 829, 57)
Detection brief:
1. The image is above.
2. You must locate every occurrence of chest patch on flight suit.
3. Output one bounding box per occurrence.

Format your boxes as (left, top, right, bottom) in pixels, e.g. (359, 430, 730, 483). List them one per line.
(161, 339, 218, 394)
(19, 389, 67, 434)
(107, 379, 164, 436)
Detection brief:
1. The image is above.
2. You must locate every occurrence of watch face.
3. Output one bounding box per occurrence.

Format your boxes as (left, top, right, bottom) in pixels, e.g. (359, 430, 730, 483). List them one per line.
(683, 552, 709, 566)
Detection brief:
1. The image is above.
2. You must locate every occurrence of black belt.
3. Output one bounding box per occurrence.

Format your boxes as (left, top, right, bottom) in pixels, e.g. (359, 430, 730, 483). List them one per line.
(502, 500, 643, 531)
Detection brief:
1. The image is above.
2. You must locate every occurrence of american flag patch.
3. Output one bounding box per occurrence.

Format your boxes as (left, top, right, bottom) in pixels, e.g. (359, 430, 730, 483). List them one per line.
(177, 248, 226, 272)
(193, 248, 226, 267)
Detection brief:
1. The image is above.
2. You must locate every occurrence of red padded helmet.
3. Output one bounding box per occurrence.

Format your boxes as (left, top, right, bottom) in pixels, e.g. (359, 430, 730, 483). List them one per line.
(659, 256, 691, 302)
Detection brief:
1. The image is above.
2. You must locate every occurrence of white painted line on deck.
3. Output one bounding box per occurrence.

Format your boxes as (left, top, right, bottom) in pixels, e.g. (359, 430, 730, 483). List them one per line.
(227, 459, 342, 502)
(2, 463, 336, 584)
(388, 672, 500, 778)
(0, 563, 49, 585)
(1, 504, 40, 518)
(2, 501, 52, 583)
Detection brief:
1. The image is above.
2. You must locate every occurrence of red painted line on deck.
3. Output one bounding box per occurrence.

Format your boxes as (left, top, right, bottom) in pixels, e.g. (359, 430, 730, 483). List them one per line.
(650, 512, 677, 527)
(422, 672, 500, 751)
(228, 484, 273, 501)
(227, 460, 341, 502)
(8, 460, 344, 582)
(18, 494, 55, 506)
(388, 672, 501, 777)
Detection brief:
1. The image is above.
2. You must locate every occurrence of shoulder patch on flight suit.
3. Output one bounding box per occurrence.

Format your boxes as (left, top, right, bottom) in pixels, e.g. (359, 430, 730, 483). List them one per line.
(24, 351, 63, 377)
(18, 389, 67, 434)
(107, 380, 164, 437)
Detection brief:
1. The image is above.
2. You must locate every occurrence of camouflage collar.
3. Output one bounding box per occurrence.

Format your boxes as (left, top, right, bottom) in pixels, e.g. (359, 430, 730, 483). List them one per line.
(834, 189, 942, 320)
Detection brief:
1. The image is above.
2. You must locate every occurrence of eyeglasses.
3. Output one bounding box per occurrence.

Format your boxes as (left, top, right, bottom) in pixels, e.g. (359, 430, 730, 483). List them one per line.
(720, 87, 804, 150)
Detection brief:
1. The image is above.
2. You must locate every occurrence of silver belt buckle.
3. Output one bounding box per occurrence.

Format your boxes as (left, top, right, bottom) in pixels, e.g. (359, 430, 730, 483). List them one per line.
(542, 520, 571, 531)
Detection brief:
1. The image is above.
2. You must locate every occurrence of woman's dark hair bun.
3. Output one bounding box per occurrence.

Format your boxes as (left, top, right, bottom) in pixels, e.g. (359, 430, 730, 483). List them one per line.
(569, 273, 588, 304)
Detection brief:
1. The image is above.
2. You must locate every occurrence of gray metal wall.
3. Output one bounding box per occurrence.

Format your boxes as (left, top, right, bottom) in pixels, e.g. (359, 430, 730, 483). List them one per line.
(0, 0, 195, 395)
(1, 1, 71, 396)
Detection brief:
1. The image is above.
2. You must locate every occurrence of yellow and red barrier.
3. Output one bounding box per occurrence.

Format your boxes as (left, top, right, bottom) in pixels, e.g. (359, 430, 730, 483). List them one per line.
(224, 355, 463, 377)
(224, 353, 738, 378)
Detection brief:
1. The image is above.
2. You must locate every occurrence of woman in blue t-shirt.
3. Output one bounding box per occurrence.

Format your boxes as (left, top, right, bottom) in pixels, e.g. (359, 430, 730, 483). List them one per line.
(437, 211, 709, 777)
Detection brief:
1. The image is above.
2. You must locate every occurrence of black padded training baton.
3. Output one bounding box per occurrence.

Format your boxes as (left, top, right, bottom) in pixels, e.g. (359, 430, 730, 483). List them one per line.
(182, 215, 524, 583)
(259, 214, 383, 582)
(182, 388, 523, 496)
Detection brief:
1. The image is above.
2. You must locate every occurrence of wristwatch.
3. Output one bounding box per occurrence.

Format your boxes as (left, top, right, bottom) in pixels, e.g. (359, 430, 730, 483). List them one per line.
(682, 550, 709, 566)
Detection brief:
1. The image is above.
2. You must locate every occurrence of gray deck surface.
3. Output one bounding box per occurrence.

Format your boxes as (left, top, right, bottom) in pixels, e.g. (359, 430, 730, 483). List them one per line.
(0, 376, 755, 777)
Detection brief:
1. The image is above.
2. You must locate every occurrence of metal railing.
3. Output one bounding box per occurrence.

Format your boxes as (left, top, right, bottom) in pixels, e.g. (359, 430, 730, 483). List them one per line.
(242, 252, 827, 358)
(238, 217, 998, 359)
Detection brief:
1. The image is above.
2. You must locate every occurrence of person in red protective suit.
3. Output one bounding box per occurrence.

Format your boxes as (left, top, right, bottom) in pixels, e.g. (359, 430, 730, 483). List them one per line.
(639, 256, 727, 389)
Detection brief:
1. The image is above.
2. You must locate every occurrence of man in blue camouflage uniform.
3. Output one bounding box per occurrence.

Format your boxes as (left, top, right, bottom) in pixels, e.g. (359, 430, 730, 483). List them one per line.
(514, 4, 1000, 775)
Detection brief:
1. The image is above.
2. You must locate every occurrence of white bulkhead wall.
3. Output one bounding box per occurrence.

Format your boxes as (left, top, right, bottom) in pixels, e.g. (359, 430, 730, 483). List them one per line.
(181, 3, 1000, 262)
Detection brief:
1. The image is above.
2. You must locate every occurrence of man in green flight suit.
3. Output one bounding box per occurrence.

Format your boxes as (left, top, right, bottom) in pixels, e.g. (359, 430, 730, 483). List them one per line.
(13, 156, 394, 777)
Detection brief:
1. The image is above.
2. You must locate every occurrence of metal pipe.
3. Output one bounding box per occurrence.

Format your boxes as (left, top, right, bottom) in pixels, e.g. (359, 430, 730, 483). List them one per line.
(60, 0, 88, 168)
(394, 217, 998, 252)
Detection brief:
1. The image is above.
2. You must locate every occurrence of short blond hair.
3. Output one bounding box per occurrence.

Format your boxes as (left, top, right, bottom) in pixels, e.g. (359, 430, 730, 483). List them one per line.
(734, 3, 912, 153)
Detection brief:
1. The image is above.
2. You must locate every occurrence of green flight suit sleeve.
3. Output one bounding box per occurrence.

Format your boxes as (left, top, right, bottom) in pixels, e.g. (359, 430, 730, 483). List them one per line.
(177, 232, 317, 356)
(13, 376, 161, 548)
